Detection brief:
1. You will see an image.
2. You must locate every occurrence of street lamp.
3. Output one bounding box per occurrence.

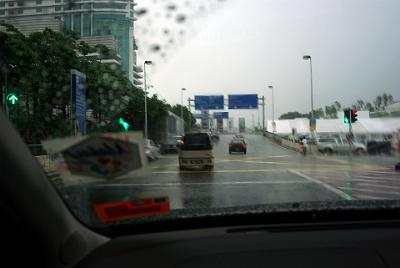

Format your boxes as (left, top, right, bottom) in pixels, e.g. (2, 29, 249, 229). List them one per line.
(302, 55, 314, 119)
(143, 60, 152, 139)
(268, 85, 275, 121)
(181, 88, 187, 134)
(180, 88, 186, 119)
(268, 85, 275, 132)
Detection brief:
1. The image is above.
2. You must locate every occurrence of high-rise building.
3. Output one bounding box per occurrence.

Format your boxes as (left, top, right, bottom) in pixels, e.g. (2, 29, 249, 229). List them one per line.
(0, 0, 139, 82)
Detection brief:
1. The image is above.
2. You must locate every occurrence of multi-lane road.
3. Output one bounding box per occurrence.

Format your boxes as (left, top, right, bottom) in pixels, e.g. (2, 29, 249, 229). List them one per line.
(63, 134, 400, 221)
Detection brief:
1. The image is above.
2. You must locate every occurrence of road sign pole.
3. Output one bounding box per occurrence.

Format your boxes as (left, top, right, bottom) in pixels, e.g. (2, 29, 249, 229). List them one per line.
(262, 96, 265, 132)
(4, 70, 9, 119)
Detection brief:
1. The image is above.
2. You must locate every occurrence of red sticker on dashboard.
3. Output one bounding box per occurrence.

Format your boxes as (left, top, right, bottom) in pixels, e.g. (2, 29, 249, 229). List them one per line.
(94, 197, 171, 222)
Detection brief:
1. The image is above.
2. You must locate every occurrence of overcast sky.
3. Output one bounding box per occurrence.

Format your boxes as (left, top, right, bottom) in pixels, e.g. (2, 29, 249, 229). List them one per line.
(137, 0, 400, 126)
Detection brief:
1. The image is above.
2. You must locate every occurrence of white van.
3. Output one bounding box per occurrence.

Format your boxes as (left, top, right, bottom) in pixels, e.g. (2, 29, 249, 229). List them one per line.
(178, 133, 214, 170)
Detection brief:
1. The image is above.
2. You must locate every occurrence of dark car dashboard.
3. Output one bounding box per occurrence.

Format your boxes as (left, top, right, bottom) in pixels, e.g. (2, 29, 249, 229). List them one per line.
(76, 220, 400, 268)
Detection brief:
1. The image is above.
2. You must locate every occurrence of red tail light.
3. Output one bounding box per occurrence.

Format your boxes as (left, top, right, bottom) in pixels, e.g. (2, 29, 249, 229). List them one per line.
(242, 144, 247, 149)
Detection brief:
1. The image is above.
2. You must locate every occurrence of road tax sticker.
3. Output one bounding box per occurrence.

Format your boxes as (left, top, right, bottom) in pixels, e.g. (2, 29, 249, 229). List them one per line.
(94, 197, 171, 222)
(42, 132, 148, 182)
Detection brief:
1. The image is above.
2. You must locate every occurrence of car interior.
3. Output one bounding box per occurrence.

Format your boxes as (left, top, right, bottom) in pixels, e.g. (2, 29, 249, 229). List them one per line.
(2, 110, 400, 268)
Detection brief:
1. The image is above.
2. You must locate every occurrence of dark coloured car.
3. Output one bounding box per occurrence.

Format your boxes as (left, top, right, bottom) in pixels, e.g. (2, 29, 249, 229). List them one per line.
(160, 137, 180, 154)
(229, 139, 247, 154)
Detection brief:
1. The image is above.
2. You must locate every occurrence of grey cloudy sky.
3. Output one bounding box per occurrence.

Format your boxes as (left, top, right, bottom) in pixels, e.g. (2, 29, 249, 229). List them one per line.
(138, 0, 400, 125)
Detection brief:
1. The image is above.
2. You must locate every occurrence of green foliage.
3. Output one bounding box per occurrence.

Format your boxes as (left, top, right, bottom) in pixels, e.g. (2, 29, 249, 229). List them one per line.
(0, 26, 170, 143)
(279, 111, 309, 120)
(169, 104, 196, 131)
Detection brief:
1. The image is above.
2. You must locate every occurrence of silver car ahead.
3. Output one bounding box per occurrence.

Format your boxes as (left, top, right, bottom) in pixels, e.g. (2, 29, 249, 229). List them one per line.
(317, 137, 367, 155)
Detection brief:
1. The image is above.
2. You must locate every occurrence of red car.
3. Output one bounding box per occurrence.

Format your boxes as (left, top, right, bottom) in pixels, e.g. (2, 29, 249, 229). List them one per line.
(229, 139, 247, 154)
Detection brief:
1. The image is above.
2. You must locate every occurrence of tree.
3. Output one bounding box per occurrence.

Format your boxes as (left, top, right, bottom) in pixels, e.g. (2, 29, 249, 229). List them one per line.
(170, 104, 196, 132)
(1, 25, 173, 143)
(365, 102, 375, 112)
(324, 105, 337, 118)
(334, 101, 341, 111)
(382, 93, 389, 107)
(279, 111, 309, 120)
(312, 108, 325, 119)
(387, 94, 394, 105)
(355, 99, 365, 110)
(374, 95, 382, 111)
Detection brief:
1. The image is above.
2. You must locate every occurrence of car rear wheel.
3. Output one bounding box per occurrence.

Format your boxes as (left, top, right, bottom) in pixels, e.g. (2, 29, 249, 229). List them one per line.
(323, 148, 333, 155)
(244, 150, 247, 154)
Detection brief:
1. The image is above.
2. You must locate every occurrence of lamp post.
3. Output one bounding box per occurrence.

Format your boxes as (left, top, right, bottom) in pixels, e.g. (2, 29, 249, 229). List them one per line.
(268, 85, 275, 121)
(268, 85, 275, 132)
(180, 88, 186, 120)
(302, 55, 314, 119)
(143, 60, 152, 139)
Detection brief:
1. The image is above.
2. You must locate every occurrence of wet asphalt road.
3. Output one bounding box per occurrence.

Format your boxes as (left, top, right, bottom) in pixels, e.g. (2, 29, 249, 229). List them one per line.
(70, 134, 399, 215)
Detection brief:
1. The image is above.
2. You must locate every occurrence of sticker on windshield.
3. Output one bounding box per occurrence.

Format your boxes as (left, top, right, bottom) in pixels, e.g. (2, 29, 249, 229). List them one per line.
(94, 196, 171, 222)
(42, 132, 148, 182)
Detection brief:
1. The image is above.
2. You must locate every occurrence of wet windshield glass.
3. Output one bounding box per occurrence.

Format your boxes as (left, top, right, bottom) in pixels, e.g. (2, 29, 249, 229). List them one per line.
(1, 0, 400, 230)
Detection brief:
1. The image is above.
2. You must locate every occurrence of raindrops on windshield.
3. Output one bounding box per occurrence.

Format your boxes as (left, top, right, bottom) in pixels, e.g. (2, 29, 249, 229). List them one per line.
(135, 0, 228, 64)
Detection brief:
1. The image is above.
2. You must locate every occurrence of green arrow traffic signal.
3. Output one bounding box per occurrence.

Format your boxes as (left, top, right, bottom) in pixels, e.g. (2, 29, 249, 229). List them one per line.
(6, 93, 18, 105)
(118, 118, 130, 131)
(343, 109, 351, 126)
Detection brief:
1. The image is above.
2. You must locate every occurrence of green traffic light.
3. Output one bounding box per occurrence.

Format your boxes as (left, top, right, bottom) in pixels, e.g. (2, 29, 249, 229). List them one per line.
(118, 118, 130, 131)
(6, 93, 18, 105)
(343, 109, 351, 126)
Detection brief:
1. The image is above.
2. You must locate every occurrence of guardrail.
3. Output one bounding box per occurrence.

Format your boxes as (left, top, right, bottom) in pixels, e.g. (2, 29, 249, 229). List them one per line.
(264, 131, 318, 154)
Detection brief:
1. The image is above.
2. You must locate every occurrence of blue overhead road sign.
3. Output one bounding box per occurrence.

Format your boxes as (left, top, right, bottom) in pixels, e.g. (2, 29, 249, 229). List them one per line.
(228, 94, 258, 109)
(194, 95, 224, 110)
(213, 112, 229, 119)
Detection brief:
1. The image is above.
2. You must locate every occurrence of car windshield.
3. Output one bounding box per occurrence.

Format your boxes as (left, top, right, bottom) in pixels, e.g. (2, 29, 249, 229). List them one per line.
(2, 0, 400, 232)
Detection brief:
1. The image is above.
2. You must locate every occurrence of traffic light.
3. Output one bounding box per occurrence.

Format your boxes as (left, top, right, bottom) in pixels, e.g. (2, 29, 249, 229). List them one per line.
(6, 93, 18, 106)
(118, 117, 130, 131)
(343, 109, 351, 125)
(351, 109, 358, 123)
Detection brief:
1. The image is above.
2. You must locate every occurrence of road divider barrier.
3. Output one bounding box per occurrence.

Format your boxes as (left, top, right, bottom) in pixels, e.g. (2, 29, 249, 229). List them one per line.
(264, 131, 318, 154)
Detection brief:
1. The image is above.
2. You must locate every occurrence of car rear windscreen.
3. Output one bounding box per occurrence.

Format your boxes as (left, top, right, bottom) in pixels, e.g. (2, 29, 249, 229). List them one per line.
(182, 134, 212, 150)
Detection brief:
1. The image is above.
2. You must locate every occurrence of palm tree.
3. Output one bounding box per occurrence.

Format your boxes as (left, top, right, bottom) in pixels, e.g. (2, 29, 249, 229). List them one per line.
(365, 102, 374, 112)
(356, 99, 365, 110)
(374, 95, 382, 110)
(334, 101, 341, 111)
(388, 94, 394, 105)
(382, 93, 388, 107)
(324, 106, 332, 118)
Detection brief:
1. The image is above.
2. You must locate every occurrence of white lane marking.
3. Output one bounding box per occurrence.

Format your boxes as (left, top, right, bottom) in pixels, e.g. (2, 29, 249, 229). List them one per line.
(337, 187, 400, 196)
(316, 177, 400, 184)
(354, 194, 390, 200)
(245, 155, 290, 160)
(153, 169, 280, 174)
(357, 175, 400, 180)
(288, 169, 350, 200)
(366, 170, 398, 174)
(94, 180, 311, 187)
(355, 183, 400, 190)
